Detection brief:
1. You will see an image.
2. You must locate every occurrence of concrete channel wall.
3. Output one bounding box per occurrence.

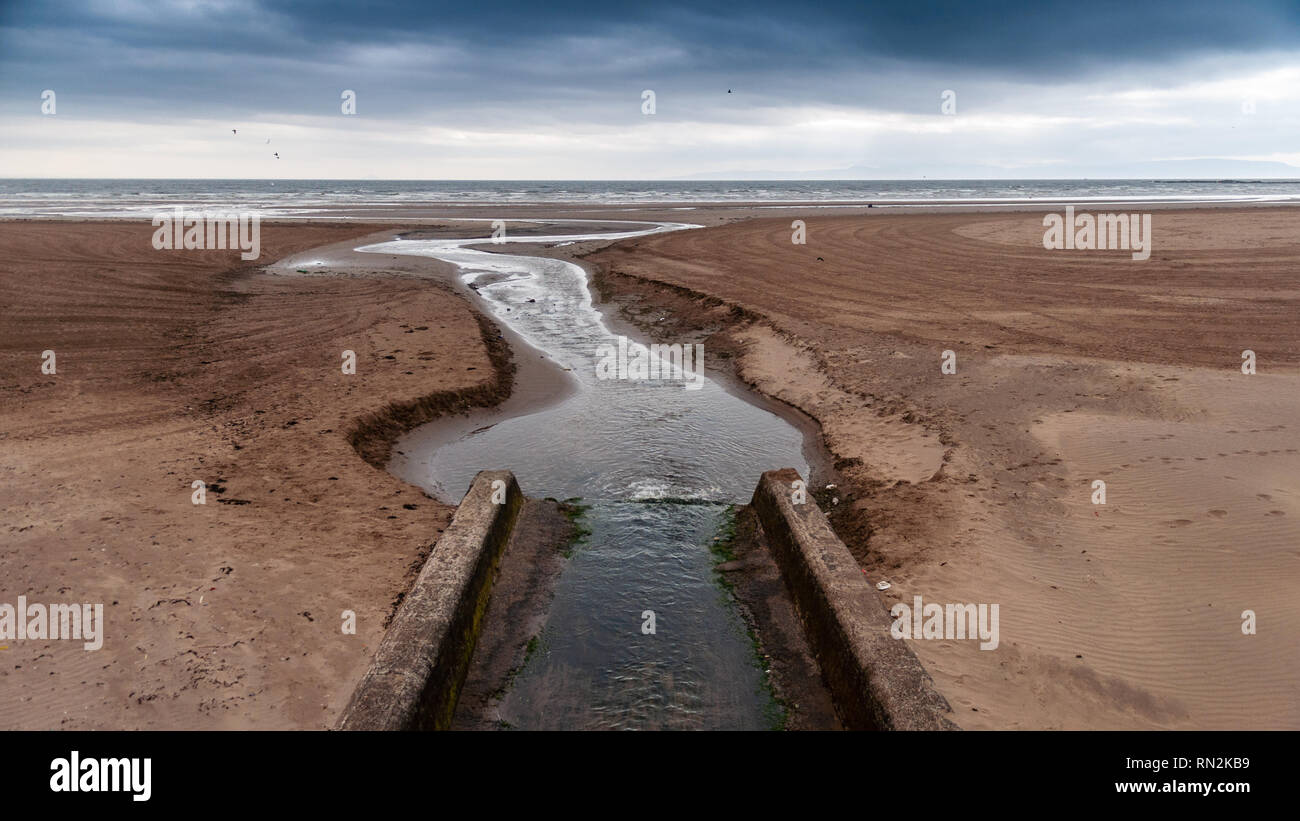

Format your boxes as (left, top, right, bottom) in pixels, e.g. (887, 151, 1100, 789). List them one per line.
(338, 470, 523, 731)
(751, 468, 958, 730)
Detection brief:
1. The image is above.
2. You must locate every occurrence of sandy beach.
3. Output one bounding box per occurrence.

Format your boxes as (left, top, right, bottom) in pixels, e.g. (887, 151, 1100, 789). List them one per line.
(585, 207, 1300, 729)
(0, 220, 516, 728)
(3, 205, 1298, 730)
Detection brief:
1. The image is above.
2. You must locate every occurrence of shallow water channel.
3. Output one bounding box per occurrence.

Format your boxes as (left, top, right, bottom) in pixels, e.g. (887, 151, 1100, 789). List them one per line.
(358, 221, 810, 729)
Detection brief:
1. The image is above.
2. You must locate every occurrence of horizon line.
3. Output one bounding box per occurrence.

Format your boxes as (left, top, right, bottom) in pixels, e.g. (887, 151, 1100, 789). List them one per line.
(5, 176, 1300, 183)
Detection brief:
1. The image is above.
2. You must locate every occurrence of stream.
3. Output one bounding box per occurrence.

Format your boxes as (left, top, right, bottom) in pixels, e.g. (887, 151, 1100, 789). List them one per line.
(357, 221, 811, 729)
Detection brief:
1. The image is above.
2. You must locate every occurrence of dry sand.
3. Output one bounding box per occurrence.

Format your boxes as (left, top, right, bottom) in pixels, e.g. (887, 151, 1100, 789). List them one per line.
(586, 207, 1300, 729)
(0, 221, 514, 729)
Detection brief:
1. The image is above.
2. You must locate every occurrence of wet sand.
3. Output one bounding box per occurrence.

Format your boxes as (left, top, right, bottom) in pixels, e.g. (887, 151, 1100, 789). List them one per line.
(584, 207, 1300, 729)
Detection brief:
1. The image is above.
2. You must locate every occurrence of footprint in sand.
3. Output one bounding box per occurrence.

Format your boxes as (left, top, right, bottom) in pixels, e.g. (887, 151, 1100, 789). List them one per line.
(1163, 519, 1194, 527)
(1207, 509, 1228, 518)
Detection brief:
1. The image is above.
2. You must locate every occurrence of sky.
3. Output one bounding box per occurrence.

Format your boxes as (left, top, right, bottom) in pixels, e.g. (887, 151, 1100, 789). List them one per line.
(2, 0, 1300, 179)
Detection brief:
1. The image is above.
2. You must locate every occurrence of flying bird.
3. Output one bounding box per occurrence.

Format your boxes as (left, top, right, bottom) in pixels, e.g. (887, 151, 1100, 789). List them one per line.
(273, 152, 280, 159)
(231, 129, 237, 134)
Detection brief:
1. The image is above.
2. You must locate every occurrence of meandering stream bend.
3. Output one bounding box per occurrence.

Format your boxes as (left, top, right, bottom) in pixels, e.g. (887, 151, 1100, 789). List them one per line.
(358, 221, 811, 730)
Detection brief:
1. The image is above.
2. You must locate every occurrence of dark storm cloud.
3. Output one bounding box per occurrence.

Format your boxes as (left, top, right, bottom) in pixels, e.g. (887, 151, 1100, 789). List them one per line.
(2, 0, 1298, 119)
(8, 1, 1299, 64)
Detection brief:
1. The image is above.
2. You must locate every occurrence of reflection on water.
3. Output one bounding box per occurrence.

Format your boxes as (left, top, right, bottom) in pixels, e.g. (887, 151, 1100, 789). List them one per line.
(358, 222, 809, 729)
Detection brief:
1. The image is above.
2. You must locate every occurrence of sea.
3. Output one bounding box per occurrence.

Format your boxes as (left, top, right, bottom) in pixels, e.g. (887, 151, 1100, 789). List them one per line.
(2, 178, 1300, 218)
